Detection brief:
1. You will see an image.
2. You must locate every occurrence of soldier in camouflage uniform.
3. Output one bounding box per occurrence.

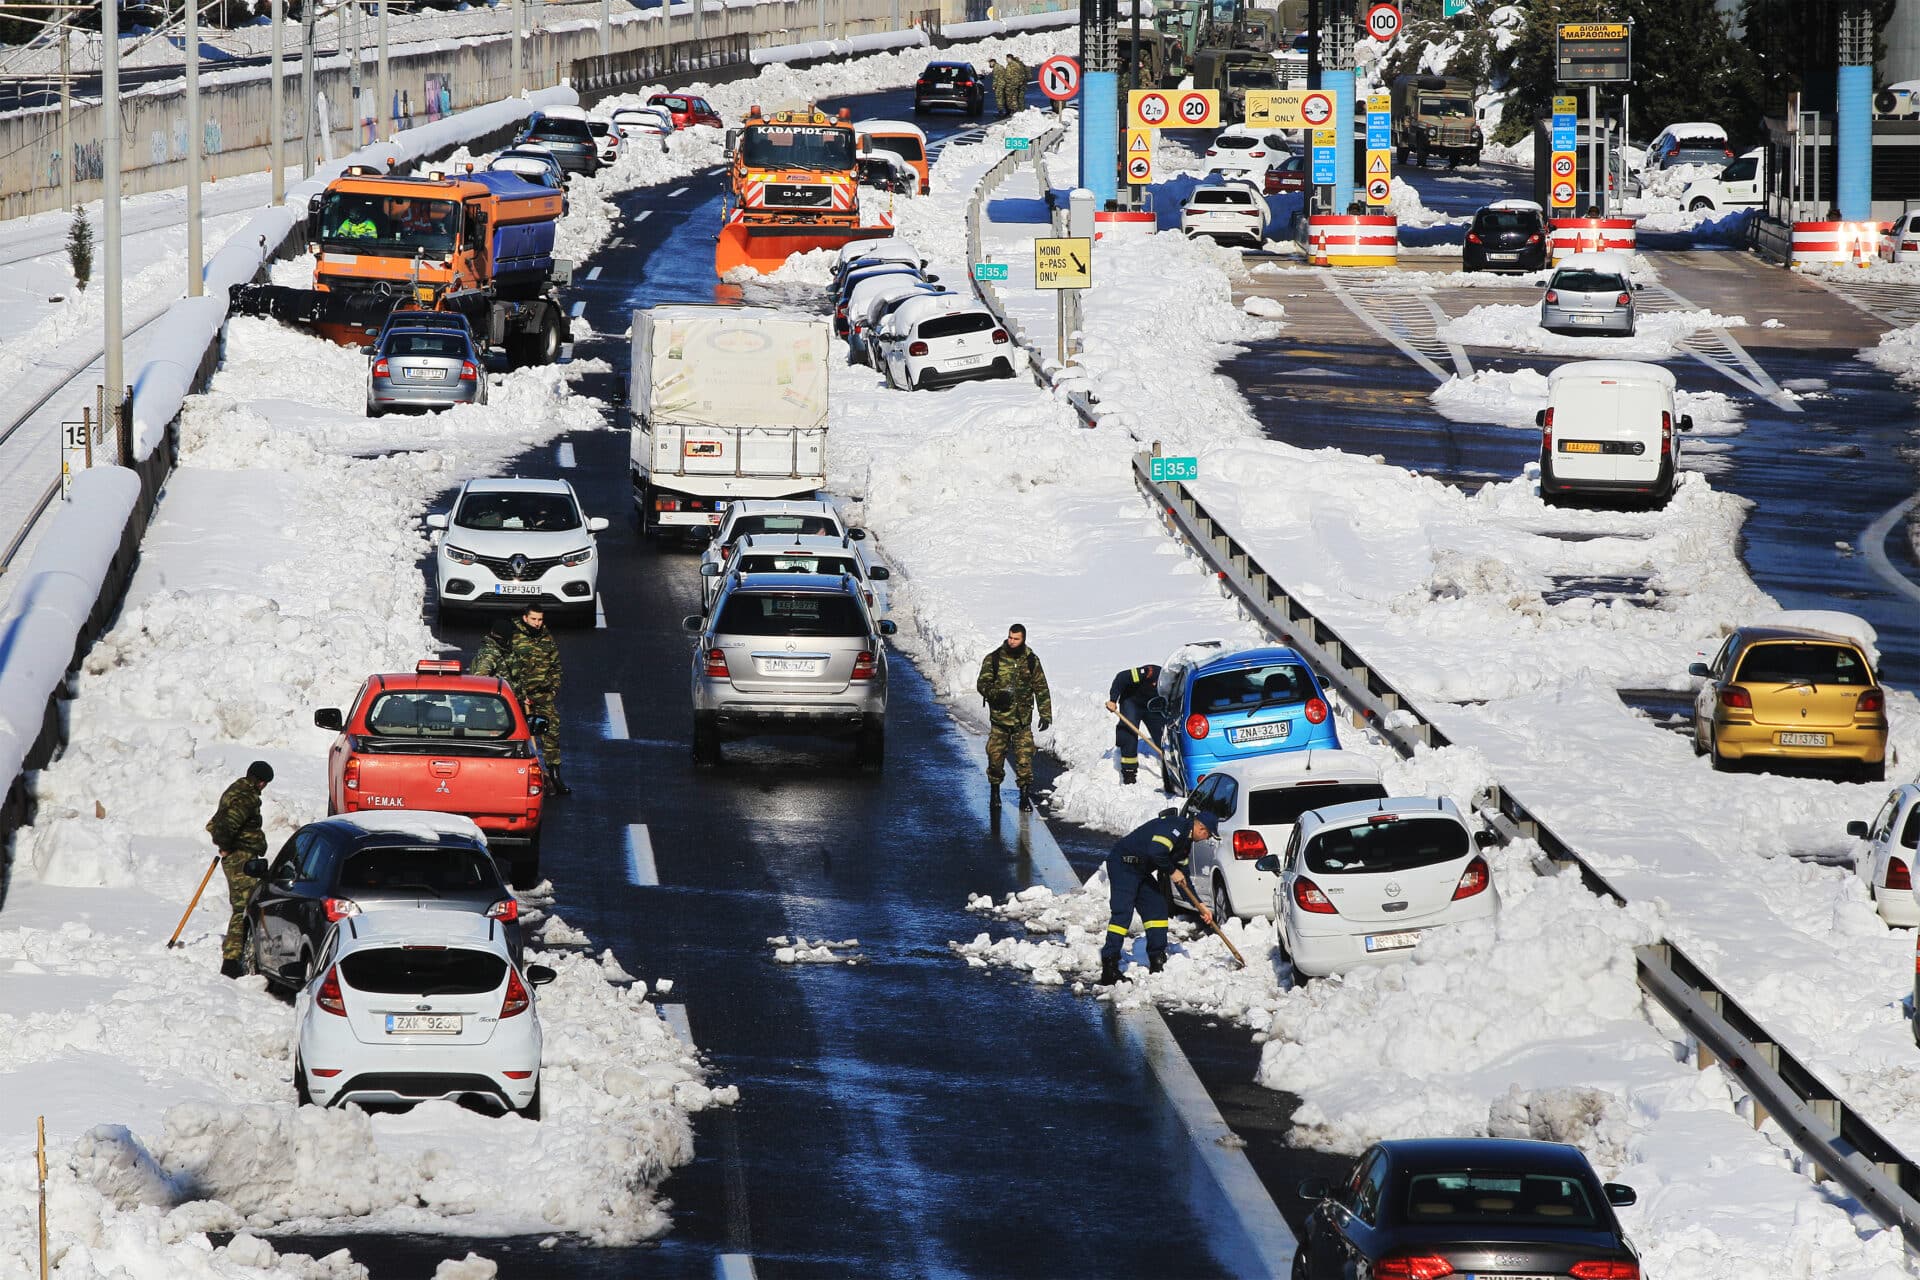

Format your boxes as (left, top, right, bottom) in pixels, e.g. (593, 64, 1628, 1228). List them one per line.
(975, 623, 1051, 811)
(986, 58, 1004, 115)
(205, 760, 273, 979)
(1003, 56, 1027, 114)
(471, 618, 520, 692)
(509, 607, 569, 795)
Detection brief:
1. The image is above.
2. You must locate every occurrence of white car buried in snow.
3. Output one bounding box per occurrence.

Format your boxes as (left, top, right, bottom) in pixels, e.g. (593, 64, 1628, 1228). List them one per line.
(874, 294, 1015, 391)
(1255, 796, 1500, 979)
(1183, 751, 1388, 922)
(293, 909, 555, 1116)
(1847, 783, 1920, 927)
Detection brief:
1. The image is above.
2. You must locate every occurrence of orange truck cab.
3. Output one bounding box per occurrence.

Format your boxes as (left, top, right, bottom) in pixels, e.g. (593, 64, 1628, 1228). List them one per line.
(315, 659, 547, 887)
(715, 105, 894, 275)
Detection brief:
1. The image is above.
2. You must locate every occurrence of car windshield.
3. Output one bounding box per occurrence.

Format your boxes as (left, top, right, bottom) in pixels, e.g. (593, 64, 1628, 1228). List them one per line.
(384, 331, 469, 358)
(1192, 662, 1311, 712)
(1227, 66, 1279, 88)
(316, 192, 459, 253)
(1249, 782, 1389, 826)
(455, 490, 581, 531)
(1734, 642, 1870, 686)
(337, 845, 499, 894)
(717, 592, 866, 637)
(340, 947, 507, 995)
(1722, 157, 1757, 181)
(741, 124, 856, 171)
(868, 134, 925, 162)
(919, 312, 994, 339)
(737, 553, 860, 576)
(1477, 210, 1538, 232)
(1403, 1172, 1600, 1228)
(365, 691, 518, 739)
(1431, 95, 1473, 117)
(728, 514, 840, 539)
(1305, 814, 1468, 875)
(1551, 270, 1626, 293)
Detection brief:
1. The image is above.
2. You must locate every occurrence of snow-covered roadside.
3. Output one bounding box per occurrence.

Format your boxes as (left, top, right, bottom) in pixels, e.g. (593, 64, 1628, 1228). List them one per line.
(1436, 300, 1742, 360)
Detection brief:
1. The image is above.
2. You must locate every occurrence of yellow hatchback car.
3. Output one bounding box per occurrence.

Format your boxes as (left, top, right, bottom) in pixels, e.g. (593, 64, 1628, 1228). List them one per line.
(1690, 623, 1888, 781)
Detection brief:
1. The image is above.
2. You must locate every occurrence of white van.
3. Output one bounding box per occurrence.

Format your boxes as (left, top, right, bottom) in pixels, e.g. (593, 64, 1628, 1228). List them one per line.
(1535, 360, 1692, 507)
(1679, 147, 1764, 212)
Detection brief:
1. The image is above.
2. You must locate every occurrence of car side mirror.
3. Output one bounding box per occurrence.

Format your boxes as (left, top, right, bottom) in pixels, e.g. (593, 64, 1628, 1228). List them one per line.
(860, 135, 873, 153)
(525, 963, 558, 986)
(1679, 415, 1695, 433)
(1297, 1177, 1330, 1201)
(1603, 1183, 1637, 1207)
(529, 715, 550, 735)
(1536, 280, 1548, 288)
(283, 960, 309, 985)
(867, 566, 890, 581)
(724, 129, 740, 152)
(1254, 854, 1281, 873)
(699, 562, 722, 577)
(1474, 829, 1501, 849)
(683, 615, 705, 633)
(1848, 820, 1870, 838)
(848, 528, 867, 540)
(878, 619, 898, 636)
(314, 707, 344, 731)
(924, 274, 940, 283)
(243, 858, 269, 878)
(425, 512, 449, 529)
(1147, 695, 1169, 714)
(1686, 662, 1710, 679)
(1534, 409, 1547, 427)
(587, 516, 610, 533)
(1158, 806, 1178, 819)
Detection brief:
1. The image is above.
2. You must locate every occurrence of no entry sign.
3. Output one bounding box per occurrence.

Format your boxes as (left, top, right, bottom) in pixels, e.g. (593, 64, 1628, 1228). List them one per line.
(1037, 55, 1080, 102)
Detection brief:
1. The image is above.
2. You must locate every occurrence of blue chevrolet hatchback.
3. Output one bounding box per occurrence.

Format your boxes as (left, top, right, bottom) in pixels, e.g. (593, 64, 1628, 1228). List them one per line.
(1161, 645, 1338, 789)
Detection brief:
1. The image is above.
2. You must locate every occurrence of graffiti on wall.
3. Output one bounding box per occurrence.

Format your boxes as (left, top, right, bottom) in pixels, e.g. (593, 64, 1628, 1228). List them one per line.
(72, 140, 102, 182)
(425, 73, 455, 123)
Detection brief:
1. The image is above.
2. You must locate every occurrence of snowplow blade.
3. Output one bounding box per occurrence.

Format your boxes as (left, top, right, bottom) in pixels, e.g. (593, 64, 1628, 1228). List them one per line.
(715, 221, 895, 276)
(227, 283, 405, 348)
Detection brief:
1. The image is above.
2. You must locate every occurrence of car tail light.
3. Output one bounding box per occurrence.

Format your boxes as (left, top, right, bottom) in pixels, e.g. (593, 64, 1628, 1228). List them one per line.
(317, 965, 347, 1016)
(1185, 713, 1210, 739)
(488, 898, 520, 921)
(916, 79, 926, 86)
(908, 340, 929, 357)
(704, 648, 731, 678)
(1453, 855, 1490, 900)
(1206, 148, 1218, 156)
(1375, 1256, 1454, 1280)
(1616, 292, 1632, 306)
(1889, 858, 1913, 892)
(959, 78, 974, 86)
(655, 495, 681, 511)
(1303, 698, 1328, 725)
(323, 897, 361, 922)
(720, 544, 733, 560)
(1251, 149, 1265, 158)
(1466, 231, 1481, 243)
(991, 329, 1008, 344)
(1527, 232, 1543, 243)
(1544, 289, 1559, 304)
(1541, 406, 1554, 453)
(527, 757, 543, 797)
(504, 1069, 534, 1079)
(460, 361, 478, 382)
(1658, 409, 1672, 460)
(1569, 1264, 1639, 1280)
(371, 358, 390, 377)
(416, 658, 462, 674)
(343, 757, 360, 791)
(500, 968, 532, 1018)
(1293, 877, 1337, 914)
(1719, 685, 1752, 709)
(851, 650, 878, 681)
(1231, 829, 1267, 860)
(1857, 688, 1885, 714)
(310, 1067, 342, 1077)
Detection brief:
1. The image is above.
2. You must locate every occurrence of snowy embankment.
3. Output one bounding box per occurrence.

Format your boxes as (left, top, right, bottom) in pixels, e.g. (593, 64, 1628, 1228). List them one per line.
(862, 118, 1914, 1275)
(1437, 300, 1743, 360)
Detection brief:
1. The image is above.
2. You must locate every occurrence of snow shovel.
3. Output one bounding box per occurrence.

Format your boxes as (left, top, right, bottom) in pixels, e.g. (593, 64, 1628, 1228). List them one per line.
(1112, 707, 1185, 794)
(1173, 874, 1247, 970)
(167, 855, 222, 949)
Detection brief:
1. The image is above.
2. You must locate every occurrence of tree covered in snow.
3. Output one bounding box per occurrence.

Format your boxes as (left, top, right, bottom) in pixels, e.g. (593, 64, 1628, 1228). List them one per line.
(67, 205, 92, 291)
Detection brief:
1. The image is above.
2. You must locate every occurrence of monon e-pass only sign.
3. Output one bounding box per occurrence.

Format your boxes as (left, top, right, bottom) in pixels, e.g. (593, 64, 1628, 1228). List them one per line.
(1033, 237, 1092, 289)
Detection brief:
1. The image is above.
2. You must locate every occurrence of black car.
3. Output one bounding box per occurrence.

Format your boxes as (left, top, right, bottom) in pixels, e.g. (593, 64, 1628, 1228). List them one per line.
(1463, 201, 1549, 273)
(915, 61, 985, 116)
(240, 813, 522, 991)
(1294, 1138, 1639, 1280)
(516, 114, 600, 176)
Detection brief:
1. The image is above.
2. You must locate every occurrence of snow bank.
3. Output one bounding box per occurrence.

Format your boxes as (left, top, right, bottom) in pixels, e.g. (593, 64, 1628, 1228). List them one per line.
(1436, 301, 1744, 360)
(1861, 316, 1920, 385)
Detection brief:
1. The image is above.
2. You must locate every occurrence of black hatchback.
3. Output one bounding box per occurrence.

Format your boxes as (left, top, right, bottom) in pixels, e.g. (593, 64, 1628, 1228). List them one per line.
(240, 812, 521, 991)
(1463, 202, 1549, 273)
(1294, 1138, 1639, 1280)
(915, 61, 985, 116)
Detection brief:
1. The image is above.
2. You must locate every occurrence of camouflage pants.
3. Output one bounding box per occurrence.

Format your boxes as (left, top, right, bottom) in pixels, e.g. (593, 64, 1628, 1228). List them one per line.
(986, 723, 1034, 786)
(526, 697, 562, 773)
(220, 850, 259, 963)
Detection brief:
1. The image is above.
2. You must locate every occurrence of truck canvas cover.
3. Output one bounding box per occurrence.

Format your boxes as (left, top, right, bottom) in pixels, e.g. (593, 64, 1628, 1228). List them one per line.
(637, 307, 829, 431)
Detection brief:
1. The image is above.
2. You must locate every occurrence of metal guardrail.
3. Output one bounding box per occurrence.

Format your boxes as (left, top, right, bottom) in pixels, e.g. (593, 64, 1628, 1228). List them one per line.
(1131, 459, 1920, 1251)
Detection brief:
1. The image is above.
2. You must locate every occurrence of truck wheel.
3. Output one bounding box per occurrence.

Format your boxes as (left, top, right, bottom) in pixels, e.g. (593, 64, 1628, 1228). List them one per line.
(535, 311, 561, 365)
(692, 713, 722, 767)
(510, 835, 541, 890)
(856, 721, 885, 771)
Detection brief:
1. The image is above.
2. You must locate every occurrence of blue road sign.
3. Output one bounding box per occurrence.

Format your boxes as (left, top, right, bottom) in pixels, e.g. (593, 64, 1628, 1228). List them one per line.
(972, 261, 1010, 282)
(1443, 0, 1468, 15)
(1367, 123, 1391, 148)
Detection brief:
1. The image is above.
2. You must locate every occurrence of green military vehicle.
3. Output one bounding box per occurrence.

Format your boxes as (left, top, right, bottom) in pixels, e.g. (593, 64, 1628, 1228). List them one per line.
(1193, 47, 1285, 123)
(1390, 73, 1484, 168)
(1117, 26, 1171, 88)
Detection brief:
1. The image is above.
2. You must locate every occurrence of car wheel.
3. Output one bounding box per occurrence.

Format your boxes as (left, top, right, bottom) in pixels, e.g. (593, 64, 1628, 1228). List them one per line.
(856, 720, 885, 771)
(1691, 718, 1708, 757)
(536, 311, 561, 365)
(243, 920, 274, 988)
(1690, 197, 1715, 212)
(294, 1053, 313, 1106)
(510, 835, 541, 891)
(520, 1081, 542, 1121)
(692, 712, 722, 767)
(1709, 734, 1735, 773)
(1211, 874, 1235, 923)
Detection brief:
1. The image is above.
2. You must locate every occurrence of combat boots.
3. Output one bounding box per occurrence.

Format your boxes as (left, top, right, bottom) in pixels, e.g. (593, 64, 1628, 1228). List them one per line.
(1121, 765, 1138, 785)
(1097, 958, 1121, 986)
(219, 958, 244, 980)
(1148, 953, 1166, 974)
(1018, 785, 1034, 812)
(548, 768, 572, 797)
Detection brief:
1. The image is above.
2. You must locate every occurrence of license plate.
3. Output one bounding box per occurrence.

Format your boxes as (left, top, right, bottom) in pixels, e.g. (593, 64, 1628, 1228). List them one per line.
(403, 367, 437, 380)
(1487, 252, 1518, 261)
(1364, 930, 1421, 953)
(1778, 731, 1830, 746)
(951, 355, 985, 367)
(386, 1014, 461, 1034)
(1227, 720, 1292, 745)
(760, 658, 822, 675)
(494, 583, 541, 595)
(1561, 440, 1602, 453)
(1570, 313, 1605, 325)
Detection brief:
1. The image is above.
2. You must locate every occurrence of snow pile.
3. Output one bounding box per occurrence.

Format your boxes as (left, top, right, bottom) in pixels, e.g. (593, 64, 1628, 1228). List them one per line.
(1437, 301, 1744, 359)
(1430, 366, 1743, 441)
(1860, 316, 1920, 385)
(1388, 175, 1468, 228)
(769, 936, 865, 964)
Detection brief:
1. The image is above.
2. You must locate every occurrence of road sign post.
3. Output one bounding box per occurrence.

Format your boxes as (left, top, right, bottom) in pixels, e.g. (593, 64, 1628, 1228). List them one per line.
(1034, 236, 1092, 368)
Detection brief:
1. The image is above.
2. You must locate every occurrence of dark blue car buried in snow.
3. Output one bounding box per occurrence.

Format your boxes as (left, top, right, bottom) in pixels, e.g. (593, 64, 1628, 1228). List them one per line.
(1159, 645, 1339, 791)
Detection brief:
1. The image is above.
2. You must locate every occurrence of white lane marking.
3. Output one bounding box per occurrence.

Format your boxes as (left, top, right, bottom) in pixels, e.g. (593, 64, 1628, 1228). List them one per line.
(626, 823, 658, 886)
(717, 1255, 757, 1280)
(1863, 493, 1920, 607)
(595, 593, 608, 630)
(604, 691, 628, 739)
(633, 210, 654, 222)
(569, 300, 587, 319)
(559, 342, 575, 362)
(669, 186, 689, 198)
(663, 1002, 694, 1047)
(587, 265, 603, 281)
(608, 238, 625, 249)
(557, 441, 576, 468)
(1322, 275, 1453, 383)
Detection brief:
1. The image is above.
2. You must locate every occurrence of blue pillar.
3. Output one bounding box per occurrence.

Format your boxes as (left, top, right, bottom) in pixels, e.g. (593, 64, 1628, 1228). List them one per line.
(1080, 70, 1119, 207)
(1325, 67, 1355, 211)
(1838, 63, 1872, 221)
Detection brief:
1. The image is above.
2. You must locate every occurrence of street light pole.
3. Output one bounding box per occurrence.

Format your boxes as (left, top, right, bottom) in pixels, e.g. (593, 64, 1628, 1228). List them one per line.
(271, 0, 284, 202)
(103, 0, 123, 450)
(186, 0, 202, 296)
(58, 22, 71, 211)
(300, 0, 316, 175)
(378, 0, 389, 141)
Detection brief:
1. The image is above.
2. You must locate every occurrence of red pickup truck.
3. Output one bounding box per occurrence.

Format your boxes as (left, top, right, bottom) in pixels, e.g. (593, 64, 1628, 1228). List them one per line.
(314, 660, 547, 887)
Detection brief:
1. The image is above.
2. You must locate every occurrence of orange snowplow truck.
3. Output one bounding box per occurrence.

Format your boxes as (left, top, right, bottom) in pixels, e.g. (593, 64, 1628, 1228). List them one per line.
(715, 105, 894, 275)
(231, 165, 572, 366)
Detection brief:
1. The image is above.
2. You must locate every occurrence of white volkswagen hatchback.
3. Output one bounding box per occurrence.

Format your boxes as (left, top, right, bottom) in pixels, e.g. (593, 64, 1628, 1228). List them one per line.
(292, 909, 554, 1116)
(1258, 796, 1499, 979)
(428, 477, 609, 623)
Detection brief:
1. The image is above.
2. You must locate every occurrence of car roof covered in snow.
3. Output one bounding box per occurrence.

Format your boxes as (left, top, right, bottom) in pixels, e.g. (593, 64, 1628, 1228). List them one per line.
(337, 908, 508, 950)
(723, 498, 841, 519)
(1743, 610, 1879, 664)
(317, 811, 490, 844)
(1548, 359, 1675, 389)
(735, 532, 863, 555)
(1656, 121, 1727, 139)
(1487, 198, 1544, 211)
(890, 292, 987, 327)
(837, 237, 919, 268)
(856, 119, 928, 139)
(463, 476, 576, 495)
(1211, 749, 1383, 786)
(1296, 795, 1463, 836)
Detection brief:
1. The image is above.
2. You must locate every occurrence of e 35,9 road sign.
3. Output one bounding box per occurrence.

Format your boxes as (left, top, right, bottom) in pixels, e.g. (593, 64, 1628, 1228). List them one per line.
(972, 261, 1010, 282)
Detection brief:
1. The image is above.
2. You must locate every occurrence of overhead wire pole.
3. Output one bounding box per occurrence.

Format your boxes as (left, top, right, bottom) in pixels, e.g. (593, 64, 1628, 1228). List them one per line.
(377, 0, 388, 141)
(511, 0, 523, 96)
(299, 0, 316, 175)
(58, 15, 70, 210)
(103, 0, 123, 451)
(186, 0, 202, 295)
(270, 0, 284, 201)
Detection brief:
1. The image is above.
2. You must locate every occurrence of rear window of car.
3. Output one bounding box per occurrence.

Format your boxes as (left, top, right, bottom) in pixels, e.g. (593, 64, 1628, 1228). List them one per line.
(654, 96, 688, 110)
(1475, 210, 1539, 232)
(1192, 189, 1253, 206)
(738, 553, 860, 577)
(340, 946, 507, 995)
(455, 490, 580, 531)
(1550, 271, 1626, 293)
(1304, 814, 1468, 875)
(1903, 807, 1920, 850)
(717, 592, 867, 637)
(365, 691, 517, 738)
(924, 64, 969, 81)
(1249, 782, 1389, 826)
(869, 135, 925, 162)
(729, 514, 840, 539)
(337, 845, 500, 893)
(385, 331, 468, 357)
(1214, 135, 1259, 149)
(1734, 641, 1871, 686)
(918, 312, 994, 339)
(1673, 134, 1725, 150)
(530, 119, 592, 140)
(588, 121, 610, 137)
(1403, 1172, 1599, 1228)
(1192, 662, 1312, 713)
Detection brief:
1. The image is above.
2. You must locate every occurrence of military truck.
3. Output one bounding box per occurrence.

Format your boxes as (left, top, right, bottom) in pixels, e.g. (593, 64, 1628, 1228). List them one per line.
(1194, 48, 1285, 123)
(1391, 73, 1484, 168)
(1117, 27, 1170, 88)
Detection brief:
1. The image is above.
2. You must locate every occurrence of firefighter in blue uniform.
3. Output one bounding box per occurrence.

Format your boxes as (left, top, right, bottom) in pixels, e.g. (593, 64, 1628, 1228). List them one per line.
(1105, 663, 1167, 788)
(1098, 809, 1216, 986)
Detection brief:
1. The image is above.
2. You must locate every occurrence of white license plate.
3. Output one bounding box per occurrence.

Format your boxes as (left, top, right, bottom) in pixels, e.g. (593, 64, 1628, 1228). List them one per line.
(493, 583, 541, 595)
(951, 355, 985, 368)
(1569, 313, 1605, 326)
(759, 658, 822, 675)
(1778, 731, 1830, 747)
(403, 367, 438, 380)
(1227, 720, 1292, 745)
(386, 1013, 461, 1034)
(1364, 930, 1421, 953)
(1487, 252, 1518, 261)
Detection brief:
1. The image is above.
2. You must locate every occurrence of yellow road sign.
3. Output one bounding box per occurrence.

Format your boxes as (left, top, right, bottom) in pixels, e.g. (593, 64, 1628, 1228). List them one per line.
(1559, 21, 1627, 39)
(1130, 89, 1220, 129)
(1552, 94, 1577, 115)
(1366, 150, 1391, 176)
(1127, 128, 1153, 154)
(1366, 91, 1390, 115)
(1034, 236, 1093, 289)
(1312, 127, 1336, 149)
(1125, 128, 1154, 184)
(1245, 88, 1336, 129)
(1549, 153, 1578, 208)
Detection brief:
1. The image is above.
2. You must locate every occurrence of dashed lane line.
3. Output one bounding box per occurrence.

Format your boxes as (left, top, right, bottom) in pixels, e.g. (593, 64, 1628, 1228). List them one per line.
(594, 592, 607, 630)
(625, 822, 658, 886)
(662, 1002, 694, 1047)
(633, 210, 653, 221)
(717, 1255, 758, 1280)
(1863, 494, 1920, 608)
(604, 690, 628, 738)
(668, 187, 689, 198)
(586, 265, 602, 281)
(568, 300, 587, 320)
(557, 441, 576, 468)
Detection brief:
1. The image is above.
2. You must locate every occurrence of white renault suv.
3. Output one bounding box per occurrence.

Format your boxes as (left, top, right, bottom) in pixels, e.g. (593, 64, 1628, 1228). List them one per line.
(292, 909, 554, 1117)
(428, 477, 608, 623)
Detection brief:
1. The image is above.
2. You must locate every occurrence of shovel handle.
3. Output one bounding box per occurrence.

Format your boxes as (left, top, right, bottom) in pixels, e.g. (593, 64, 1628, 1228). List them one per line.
(1175, 874, 1247, 969)
(167, 855, 223, 950)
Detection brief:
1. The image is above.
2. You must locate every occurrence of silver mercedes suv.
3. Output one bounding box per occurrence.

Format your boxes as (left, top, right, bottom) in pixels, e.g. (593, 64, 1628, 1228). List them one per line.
(684, 571, 895, 768)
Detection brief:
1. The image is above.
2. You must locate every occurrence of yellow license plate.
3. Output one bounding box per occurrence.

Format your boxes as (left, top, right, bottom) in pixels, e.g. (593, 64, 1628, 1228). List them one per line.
(1560, 441, 1602, 453)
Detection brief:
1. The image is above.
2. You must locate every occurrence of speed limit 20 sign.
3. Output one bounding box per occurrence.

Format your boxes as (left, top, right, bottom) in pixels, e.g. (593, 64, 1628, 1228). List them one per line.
(1366, 2, 1401, 41)
(1129, 88, 1218, 130)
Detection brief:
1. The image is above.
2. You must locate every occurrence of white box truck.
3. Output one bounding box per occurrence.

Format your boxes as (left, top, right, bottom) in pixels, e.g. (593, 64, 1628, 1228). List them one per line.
(629, 305, 831, 537)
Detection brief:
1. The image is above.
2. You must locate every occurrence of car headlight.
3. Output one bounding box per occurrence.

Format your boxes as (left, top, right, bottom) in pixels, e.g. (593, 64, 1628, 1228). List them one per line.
(443, 544, 478, 565)
(560, 546, 593, 567)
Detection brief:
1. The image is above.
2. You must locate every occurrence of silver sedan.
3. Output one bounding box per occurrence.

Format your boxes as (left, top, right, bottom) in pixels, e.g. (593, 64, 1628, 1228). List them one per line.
(1539, 263, 1637, 337)
(367, 327, 487, 416)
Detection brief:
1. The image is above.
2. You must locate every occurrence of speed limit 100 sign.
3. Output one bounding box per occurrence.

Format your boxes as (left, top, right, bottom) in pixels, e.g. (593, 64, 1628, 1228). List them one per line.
(1366, 1, 1401, 40)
